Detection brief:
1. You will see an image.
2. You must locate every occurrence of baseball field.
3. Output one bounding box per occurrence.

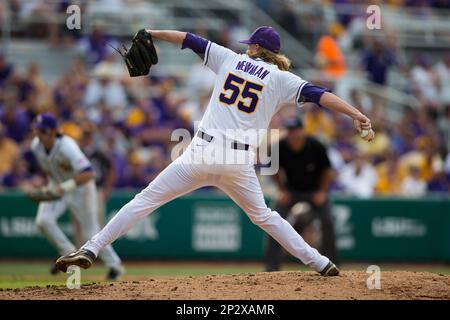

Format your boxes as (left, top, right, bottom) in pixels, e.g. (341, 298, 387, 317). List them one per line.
(1, 261, 450, 300)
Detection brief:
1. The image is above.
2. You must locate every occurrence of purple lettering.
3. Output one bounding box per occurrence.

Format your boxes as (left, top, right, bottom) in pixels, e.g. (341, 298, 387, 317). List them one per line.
(260, 70, 270, 80)
(236, 61, 245, 71)
(249, 65, 258, 75)
(254, 67, 263, 78)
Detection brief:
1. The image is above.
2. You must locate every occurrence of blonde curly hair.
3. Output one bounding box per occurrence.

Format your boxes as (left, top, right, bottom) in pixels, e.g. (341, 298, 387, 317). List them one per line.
(246, 47, 291, 71)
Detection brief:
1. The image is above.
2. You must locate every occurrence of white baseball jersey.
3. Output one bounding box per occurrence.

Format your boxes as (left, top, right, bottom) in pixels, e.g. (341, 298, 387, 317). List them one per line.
(82, 38, 331, 274)
(199, 41, 308, 148)
(32, 134, 123, 268)
(31, 135, 91, 184)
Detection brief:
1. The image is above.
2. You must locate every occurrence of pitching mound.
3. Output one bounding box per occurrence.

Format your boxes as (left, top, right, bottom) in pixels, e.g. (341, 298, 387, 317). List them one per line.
(1, 271, 449, 300)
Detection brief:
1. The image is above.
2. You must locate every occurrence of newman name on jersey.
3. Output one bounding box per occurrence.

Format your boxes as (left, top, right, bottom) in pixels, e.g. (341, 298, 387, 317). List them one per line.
(235, 60, 271, 80)
(199, 41, 308, 149)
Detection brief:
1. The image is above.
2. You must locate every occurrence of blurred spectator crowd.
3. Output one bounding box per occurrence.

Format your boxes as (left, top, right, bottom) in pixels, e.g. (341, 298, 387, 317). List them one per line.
(259, 0, 450, 198)
(0, 0, 450, 198)
(0, 46, 206, 192)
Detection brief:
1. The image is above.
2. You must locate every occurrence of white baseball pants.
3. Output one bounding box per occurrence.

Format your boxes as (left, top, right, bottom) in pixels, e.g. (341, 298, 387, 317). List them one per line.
(35, 180, 122, 268)
(83, 134, 329, 272)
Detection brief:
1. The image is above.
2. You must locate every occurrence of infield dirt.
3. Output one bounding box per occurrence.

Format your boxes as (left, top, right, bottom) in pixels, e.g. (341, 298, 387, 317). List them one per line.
(1, 270, 449, 300)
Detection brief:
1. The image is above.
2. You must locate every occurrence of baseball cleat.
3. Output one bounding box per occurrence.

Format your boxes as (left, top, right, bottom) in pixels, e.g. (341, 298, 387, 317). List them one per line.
(320, 261, 340, 276)
(106, 266, 126, 281)
(50, 263, 61, 275)
(55, 249, 96, 272)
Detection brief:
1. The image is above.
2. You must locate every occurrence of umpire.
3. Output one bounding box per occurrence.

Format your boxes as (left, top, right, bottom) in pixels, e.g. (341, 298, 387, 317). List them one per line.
(265, 117, 339, 271)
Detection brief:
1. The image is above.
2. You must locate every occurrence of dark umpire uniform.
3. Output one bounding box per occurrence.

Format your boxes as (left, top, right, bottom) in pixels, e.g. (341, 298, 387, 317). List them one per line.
(265, 117, 339, 271)
(79, 126, 115, 226)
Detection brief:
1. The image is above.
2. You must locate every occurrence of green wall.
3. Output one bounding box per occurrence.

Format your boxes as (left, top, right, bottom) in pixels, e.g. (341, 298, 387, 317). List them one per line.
(1, 191, 449, 262)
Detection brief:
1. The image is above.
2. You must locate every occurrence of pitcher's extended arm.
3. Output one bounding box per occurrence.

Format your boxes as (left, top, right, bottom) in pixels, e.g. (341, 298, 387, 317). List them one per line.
(319, 92, 371, 130)
(146, 30, 187, 45)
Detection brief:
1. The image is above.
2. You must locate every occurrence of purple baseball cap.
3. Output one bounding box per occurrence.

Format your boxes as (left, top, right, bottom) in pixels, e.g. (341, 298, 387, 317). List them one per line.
(34, 113, 57, 130)
(239, 26, 281, 53)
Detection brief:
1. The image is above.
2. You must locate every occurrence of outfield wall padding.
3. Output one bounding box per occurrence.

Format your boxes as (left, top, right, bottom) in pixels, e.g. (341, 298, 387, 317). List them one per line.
(0, 191, 449, 262)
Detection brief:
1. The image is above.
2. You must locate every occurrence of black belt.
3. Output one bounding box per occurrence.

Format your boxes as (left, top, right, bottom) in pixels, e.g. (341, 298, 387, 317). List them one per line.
(197, 131, 249, 151)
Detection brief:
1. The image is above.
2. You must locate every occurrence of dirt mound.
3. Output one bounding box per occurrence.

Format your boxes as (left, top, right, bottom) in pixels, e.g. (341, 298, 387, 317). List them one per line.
(1, 271, 449, 300)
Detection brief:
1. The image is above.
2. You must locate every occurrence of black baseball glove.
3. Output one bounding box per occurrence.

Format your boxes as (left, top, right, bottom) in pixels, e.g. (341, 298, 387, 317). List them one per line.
(115, 29, 158, 77)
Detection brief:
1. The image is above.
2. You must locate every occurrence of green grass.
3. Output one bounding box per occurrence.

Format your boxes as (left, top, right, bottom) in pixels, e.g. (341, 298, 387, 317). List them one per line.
(0, 261, 303, 289)
(1, 261, 449, 289)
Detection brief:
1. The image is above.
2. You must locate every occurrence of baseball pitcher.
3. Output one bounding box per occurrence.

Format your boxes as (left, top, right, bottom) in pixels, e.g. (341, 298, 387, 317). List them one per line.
(29, 113, 125, 280)
(56, 26, 374, 276)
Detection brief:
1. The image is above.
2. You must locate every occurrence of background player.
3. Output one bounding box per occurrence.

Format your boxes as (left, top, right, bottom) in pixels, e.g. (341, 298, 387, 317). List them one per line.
(265, 117, 339, 272)
(56, 26, 374, 277)
(29, 113, 125, 281)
